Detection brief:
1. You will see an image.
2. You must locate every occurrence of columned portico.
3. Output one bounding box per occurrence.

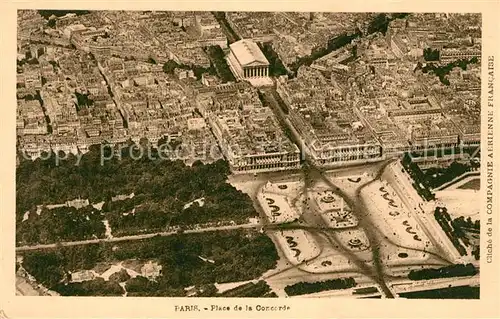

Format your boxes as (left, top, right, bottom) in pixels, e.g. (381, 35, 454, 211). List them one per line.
(243, 65, 269, 78)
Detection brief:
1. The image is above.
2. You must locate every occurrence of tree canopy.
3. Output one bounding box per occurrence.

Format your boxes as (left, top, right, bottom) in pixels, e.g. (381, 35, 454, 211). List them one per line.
(21, 229, 279, 296)
(16, 143, 258, 245)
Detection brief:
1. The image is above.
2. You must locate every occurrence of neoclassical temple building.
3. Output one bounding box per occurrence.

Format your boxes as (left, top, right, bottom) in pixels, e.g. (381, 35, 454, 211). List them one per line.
(226, 39, 270, 79)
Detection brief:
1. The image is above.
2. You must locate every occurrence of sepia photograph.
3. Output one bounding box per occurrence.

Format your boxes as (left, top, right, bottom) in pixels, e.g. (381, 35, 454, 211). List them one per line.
(11, 9, 486, 301)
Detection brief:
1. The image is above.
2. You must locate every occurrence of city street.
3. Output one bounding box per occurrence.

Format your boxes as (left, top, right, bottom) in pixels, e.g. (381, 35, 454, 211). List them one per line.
(15, 222, 258, 252)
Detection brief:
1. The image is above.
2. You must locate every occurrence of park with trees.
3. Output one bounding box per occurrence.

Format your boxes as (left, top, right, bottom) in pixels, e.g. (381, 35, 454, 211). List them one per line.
(21, 230, 279, 296)
(16, 142, 257, 245)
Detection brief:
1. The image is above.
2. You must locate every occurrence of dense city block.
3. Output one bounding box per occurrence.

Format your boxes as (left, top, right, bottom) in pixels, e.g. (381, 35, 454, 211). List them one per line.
(16, 10, 481, 299)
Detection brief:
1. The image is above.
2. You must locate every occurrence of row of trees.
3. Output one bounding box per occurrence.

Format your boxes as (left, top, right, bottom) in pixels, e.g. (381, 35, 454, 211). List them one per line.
(408, 263, 477, 281)
(38, 10, 91, 20)
(452, 215, 480, 235)
(211, 12, 240, 43)
(400, 286, 479, 299)
(472, 246, 480, 260)
(204, 45, 236, 82)
(454, 215, 480, 259)
(258, 43, 290, 77)
(218, 280, 276, 297)
(401, 153, 435, 201)
(21, 230, 279, 296)
(284, 277, 357, 296)
(284, 13, 409, 75)
(366, 13, 410, 35)
(434, 207, 468, 256)
(288, 31, 362, 74)
(434, 206, 480, 260)
(415, 56, 479, 85)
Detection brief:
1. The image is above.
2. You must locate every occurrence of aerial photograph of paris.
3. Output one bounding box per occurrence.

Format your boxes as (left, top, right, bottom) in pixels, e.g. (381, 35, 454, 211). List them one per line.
(15, 10, 481, 299)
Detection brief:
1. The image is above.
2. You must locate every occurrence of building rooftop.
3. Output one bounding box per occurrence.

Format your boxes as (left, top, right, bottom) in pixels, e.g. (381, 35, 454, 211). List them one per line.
(229, 39, 269, 67)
